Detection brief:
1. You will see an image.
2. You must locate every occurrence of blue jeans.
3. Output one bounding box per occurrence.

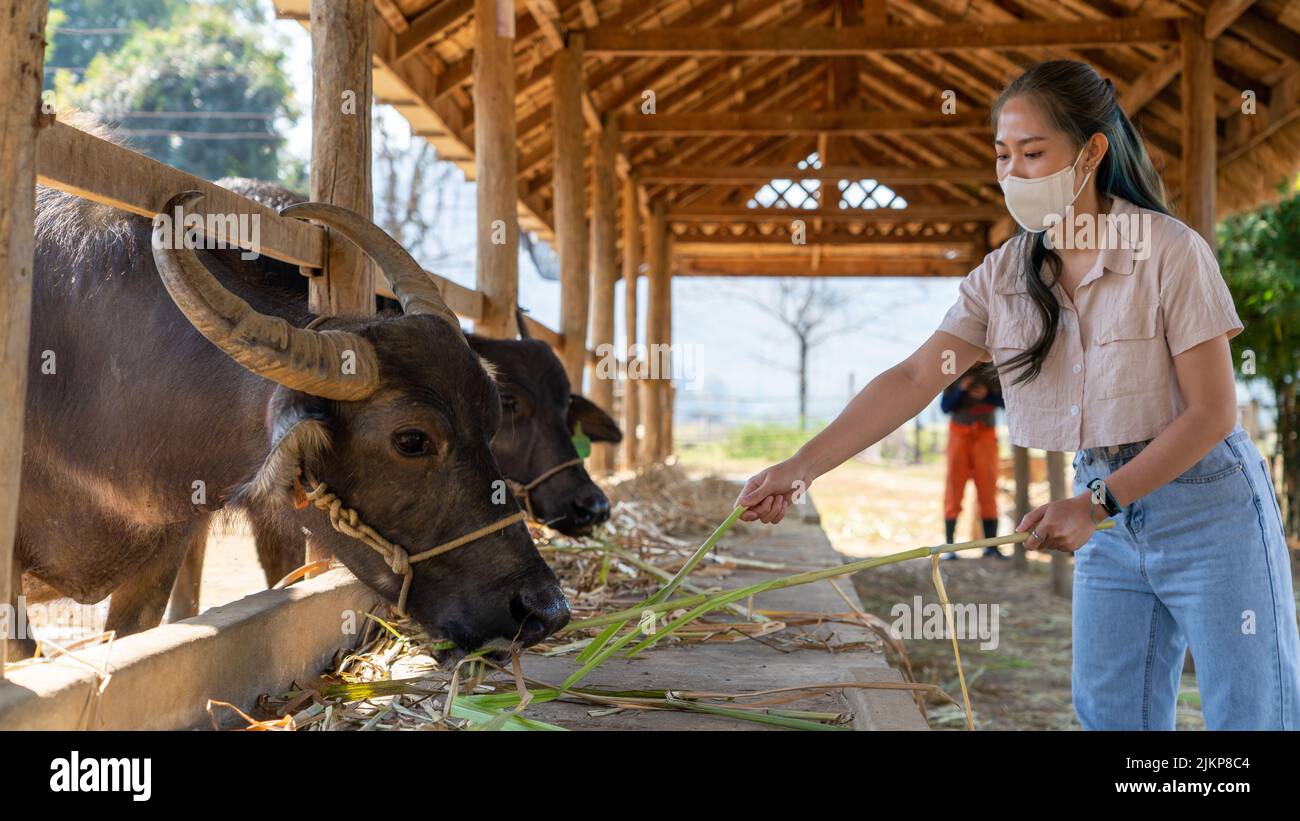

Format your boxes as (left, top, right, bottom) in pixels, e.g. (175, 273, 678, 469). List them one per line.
(1071, 425, 1300, 730)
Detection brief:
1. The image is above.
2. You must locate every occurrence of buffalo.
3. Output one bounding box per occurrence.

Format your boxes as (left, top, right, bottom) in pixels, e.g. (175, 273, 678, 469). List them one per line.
(12, 182, 571, 663)
(160, 180, 623, 619)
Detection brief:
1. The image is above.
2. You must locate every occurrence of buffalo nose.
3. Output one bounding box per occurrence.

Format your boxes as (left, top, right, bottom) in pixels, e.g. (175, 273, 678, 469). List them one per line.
(570, 488, 610, 526)
(511, 584, 571, 647)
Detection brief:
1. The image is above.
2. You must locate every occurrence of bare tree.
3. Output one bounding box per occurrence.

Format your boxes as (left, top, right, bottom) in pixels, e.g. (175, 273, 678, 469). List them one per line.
(741, 278, 861, 431)
(373, 115, 465, 267)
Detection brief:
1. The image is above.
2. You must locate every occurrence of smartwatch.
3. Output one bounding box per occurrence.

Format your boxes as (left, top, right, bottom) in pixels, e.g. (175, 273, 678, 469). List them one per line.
(1086, 477, 1122, 518)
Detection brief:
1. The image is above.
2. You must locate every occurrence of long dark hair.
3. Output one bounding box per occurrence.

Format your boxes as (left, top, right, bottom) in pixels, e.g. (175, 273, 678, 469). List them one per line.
(992, 60, 1170, 384)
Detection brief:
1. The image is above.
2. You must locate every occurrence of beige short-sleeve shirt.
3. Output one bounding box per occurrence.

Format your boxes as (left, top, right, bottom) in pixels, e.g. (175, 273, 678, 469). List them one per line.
(936, 196, 1244, 451)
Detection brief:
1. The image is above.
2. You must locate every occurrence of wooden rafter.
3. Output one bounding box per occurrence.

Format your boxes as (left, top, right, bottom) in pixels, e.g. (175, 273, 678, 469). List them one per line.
(581, 18, 1181, 56)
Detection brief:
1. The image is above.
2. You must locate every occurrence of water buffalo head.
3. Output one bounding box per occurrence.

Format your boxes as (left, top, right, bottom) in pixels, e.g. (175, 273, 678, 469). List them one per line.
(151, 192, 569, 659)
(470, 313, 622, 536)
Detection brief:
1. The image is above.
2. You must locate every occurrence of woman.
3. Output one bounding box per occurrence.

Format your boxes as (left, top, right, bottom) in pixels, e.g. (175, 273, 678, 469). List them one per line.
(736, 60, 1300, 730)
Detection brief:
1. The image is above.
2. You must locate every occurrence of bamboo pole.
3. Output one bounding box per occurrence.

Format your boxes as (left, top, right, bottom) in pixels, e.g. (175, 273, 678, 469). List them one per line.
(588, 121, 618, 475)
(1, 0, 48, 673)
(620, 176, 641, 470)
(473, 0, 519, 337)
(1180, 16, 1216, 249)
(553, 34, 589, 389)
(641, 200, 668, 464)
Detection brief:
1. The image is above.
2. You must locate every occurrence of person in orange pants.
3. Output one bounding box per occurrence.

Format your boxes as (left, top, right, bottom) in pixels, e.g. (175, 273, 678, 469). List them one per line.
(941, 365, 1005, 560)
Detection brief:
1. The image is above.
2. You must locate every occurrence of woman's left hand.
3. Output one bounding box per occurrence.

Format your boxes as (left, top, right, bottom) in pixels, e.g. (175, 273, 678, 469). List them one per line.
(1017, 493, 1097, 553)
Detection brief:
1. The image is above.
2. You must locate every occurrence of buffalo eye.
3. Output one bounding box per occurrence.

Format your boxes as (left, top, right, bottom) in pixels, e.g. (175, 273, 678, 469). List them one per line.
(391, 428, 432, 457)
(501, 393, 519, 413)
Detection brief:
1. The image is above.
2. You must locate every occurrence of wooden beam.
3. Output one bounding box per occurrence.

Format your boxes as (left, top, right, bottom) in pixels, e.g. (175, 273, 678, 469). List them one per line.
(672, 231, 982, 247)
(641, 202, 668, 464)
(1, 0, 47, 673)
(674, 257, 971, 276)
(1181, 17, 1217, 247)
(582, 18, 1180, 56)
(309, 0, 375, 316)
(1205, 0, 1257, 39)
(668, 204, 1007, 222)
(554, 35, 588, 387)
(1219, 66, 1300, 167)
(618, 110, 989, 136)
(1119, 0, 1257, 117)
(473, 0, 519, 336)
(37, 121, 325, 268)
(394, 0, 474, 60)
(620, 176, 641, 470)
(1120, 55, 1181, 116)
(1230, 8, 1300, 62)
(638, 163, 997, 184)
(588, 122, 618, 474)
(39, 123, 485, 323)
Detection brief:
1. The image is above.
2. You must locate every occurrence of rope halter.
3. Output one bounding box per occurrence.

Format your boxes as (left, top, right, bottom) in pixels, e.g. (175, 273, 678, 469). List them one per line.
(504, 456, 585, 523)
(297, 467, 525, 617)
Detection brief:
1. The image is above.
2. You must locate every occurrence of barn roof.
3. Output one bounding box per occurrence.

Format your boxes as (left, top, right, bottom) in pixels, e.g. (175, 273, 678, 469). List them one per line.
(273, 0, 1300, 277)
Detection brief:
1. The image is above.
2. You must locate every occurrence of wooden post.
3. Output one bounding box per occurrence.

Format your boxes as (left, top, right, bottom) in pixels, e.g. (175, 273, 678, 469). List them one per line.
(302, 0, 374, 573)
(1, 0, 47, 673)
(642, 200, 669, 464)
(474, 0, 519, 337)
(553, 34, 588, 389)
(660, 240, 674, 461)
(1046, 450, 1071, 598)
(1012, 445, 1030, 571)
(588, 121, 618, 475)
(309, 0, 375, 316)
(620, 176, 641, 470)
(1180, 17, 1216, 248)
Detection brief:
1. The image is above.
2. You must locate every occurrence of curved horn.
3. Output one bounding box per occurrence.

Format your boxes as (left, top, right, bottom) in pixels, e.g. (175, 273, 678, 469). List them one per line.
(279, 202, 464, 342)
(152, 191, 380, 401)
(515, 307, 532, 340)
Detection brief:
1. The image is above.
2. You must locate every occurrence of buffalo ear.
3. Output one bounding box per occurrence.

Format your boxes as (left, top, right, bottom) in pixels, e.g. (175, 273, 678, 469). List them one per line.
(568, 394, 622, 443)
(248, 393, 333, 503)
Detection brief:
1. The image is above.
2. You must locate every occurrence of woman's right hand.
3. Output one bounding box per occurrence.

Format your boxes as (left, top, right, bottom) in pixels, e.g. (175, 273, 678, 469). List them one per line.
(736, 457, 812, 524)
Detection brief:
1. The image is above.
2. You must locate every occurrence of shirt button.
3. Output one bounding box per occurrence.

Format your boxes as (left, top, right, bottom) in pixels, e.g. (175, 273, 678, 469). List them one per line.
(1072, 363, 1082, 374)
(1070, 404, 1079, 415)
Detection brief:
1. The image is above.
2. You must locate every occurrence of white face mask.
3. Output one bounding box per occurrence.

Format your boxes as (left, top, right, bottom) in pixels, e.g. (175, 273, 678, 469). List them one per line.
(998, 144, 1092, 233)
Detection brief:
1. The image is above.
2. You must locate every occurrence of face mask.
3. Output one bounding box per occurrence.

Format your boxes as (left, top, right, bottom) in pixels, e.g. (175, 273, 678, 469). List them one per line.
(998, 144, 1092, 233)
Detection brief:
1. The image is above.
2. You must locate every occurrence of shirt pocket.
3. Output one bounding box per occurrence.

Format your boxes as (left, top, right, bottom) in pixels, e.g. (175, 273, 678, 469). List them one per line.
(1093, 301, 1165, 400)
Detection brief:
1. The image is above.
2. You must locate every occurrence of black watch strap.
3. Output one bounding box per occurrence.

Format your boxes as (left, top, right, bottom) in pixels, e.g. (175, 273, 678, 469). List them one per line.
(1087, 477, 1121, 517)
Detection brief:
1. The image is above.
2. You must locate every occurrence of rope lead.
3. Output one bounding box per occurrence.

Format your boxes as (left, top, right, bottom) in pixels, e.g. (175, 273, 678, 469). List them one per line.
(298, 467, 525, 616)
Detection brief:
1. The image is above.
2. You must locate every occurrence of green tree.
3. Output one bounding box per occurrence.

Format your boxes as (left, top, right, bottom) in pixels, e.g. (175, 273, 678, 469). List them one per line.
(50, 1, 301, 183)
(1218, 180, 1300, 545)
(44, 0, 175, 87)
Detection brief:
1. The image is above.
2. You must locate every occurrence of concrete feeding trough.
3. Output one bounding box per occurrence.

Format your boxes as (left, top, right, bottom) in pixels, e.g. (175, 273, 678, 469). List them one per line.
(0, 569, 378, 730)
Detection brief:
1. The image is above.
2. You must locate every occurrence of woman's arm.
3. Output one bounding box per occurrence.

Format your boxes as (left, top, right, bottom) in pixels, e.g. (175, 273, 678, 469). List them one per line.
(1018, 333, 1238, 551)
(737, 331, 987, 523)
